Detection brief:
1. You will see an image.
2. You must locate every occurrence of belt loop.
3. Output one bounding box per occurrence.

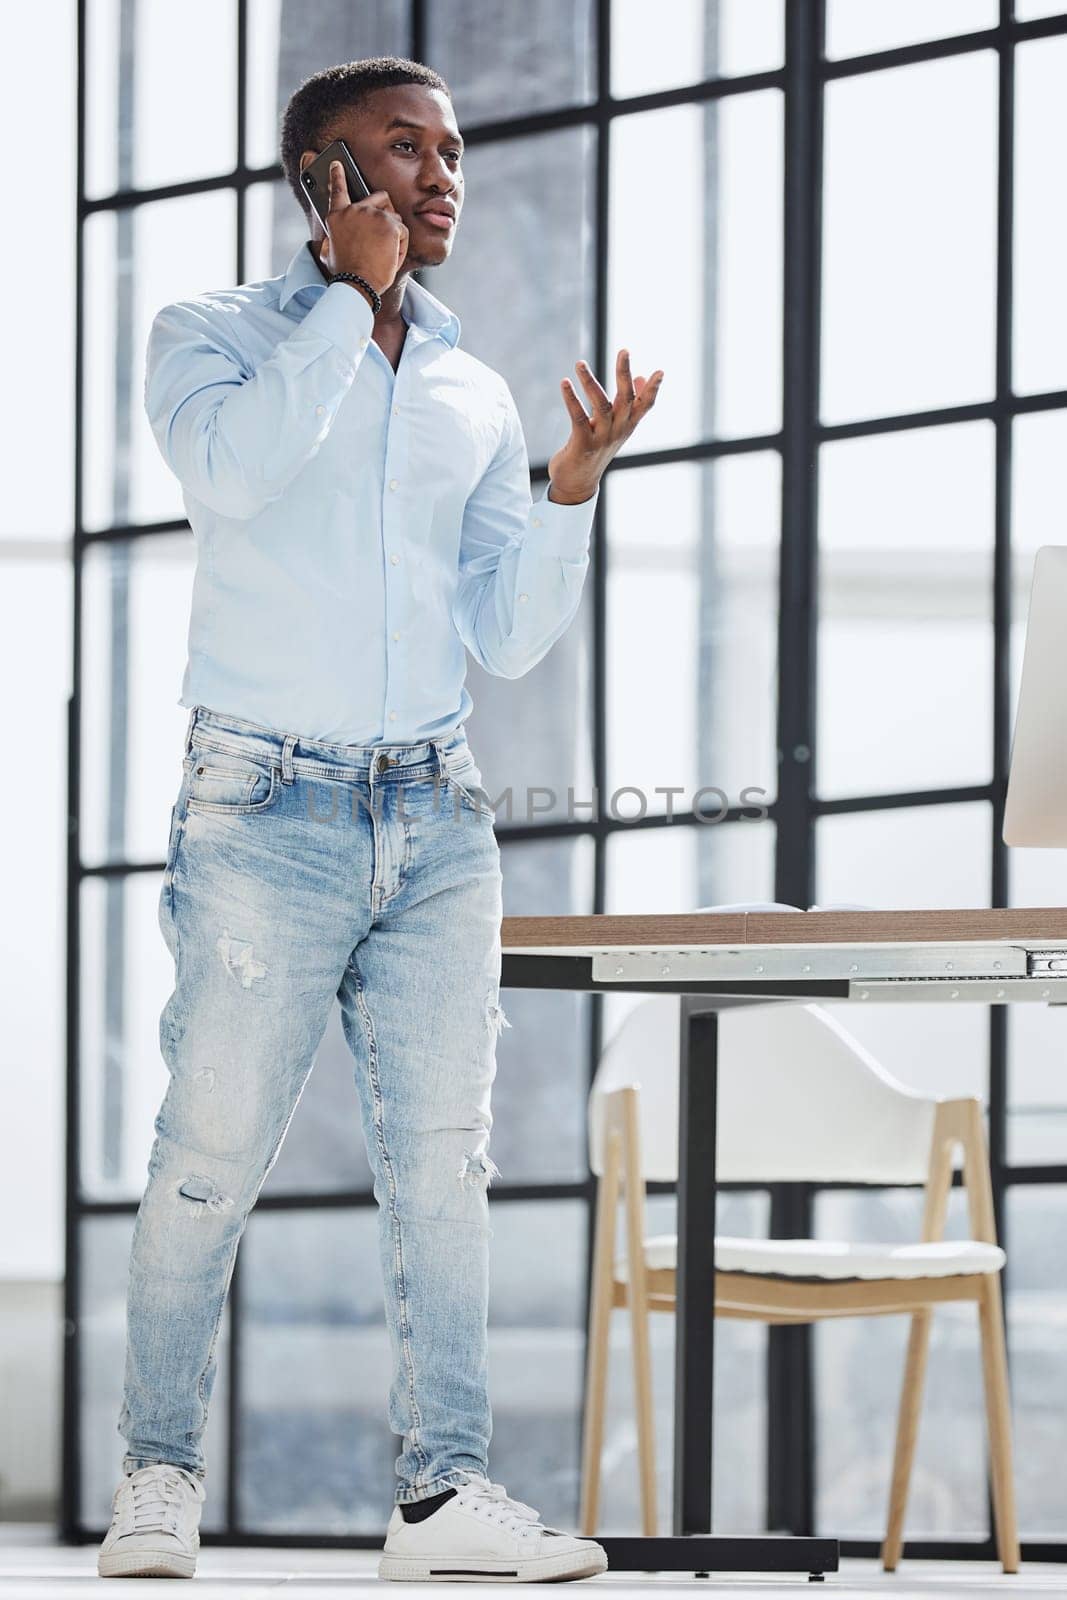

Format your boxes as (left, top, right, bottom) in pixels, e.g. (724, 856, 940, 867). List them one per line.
(432, 739, 448, 781)
(281, 733, 297, 785)
(183, 705, 198, 755)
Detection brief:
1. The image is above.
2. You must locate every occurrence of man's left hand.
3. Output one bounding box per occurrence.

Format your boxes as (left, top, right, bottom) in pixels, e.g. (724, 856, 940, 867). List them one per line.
(546, 350, 665, 504)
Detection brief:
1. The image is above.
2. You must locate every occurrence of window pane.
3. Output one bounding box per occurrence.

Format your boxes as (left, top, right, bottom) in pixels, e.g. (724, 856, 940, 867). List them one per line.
(247, 0, 412, 172)
(428, 0, 595, 118)
(79, 874, 176, 1202)
(817, 422, 994, 798)
(432, 127, 595, 470)
(86, 0, 238, 198)
(815, 1189, 988, 1536)
(611, 0, 783, 97)
(83, 194, 237, 533)
(245, 178, 305, 281)
(604, 817, 776, 918)
(80, 534, 196, 870)
(239, 1207, 397, 1531)
(607, 457, 779, 813)
(1014, 0, 1067, 20)
(609, 93, 783, 452)
(595, 1190, 770, 1532)
(826, 0, 997, 60)
(499, 838, 595, 1184)
(821, 52, 997, 425)
(1006, 1186, 1067, 1535)
(81, 1215, 231, 1528)
(816, 801, 992, 907)
(1014, 37, 1067, 396)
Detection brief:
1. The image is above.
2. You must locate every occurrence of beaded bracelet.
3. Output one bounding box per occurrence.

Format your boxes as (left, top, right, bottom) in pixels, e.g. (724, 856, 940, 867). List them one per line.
(329, 271, 381, 316)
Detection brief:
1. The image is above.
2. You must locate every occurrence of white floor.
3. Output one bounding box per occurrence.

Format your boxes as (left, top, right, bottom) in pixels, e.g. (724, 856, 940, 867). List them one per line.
(1, 1525, 1064, 1599)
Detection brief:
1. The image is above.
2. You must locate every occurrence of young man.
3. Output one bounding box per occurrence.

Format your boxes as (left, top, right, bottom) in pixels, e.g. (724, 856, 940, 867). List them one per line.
(98, 56, 662, 1582)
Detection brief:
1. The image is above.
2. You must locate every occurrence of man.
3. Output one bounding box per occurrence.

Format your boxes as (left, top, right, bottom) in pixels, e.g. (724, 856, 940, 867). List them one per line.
(98, 55, 662, 1583)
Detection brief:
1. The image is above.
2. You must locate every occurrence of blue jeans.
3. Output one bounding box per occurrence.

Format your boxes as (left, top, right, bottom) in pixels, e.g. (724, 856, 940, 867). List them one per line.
(118, 704, 509, 1504)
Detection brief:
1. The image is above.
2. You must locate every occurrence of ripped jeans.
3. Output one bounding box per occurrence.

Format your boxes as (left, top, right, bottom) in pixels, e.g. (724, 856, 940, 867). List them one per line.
(118, 703, 509, 1505)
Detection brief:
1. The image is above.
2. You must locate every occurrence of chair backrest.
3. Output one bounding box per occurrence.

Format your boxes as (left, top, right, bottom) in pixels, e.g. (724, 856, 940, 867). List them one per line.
(588, 995, 942, 1186)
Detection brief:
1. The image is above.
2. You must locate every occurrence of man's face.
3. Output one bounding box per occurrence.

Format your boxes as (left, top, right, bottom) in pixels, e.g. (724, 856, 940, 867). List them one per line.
(301, 84, 464, 272)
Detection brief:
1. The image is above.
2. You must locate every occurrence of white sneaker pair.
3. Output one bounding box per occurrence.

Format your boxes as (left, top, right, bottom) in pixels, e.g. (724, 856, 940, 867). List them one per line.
(97, 1463, 206, 1578)
(379, 1475, 609, 1582)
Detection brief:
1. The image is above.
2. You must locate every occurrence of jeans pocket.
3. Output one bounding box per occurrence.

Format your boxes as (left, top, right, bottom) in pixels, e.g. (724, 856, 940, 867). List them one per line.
(443, 755, 493, 819)
(185, 746, 280, 815)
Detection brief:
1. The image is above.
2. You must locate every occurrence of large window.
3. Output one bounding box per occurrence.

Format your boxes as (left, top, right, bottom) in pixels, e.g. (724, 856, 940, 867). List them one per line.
(68, 0, 1067, 1562)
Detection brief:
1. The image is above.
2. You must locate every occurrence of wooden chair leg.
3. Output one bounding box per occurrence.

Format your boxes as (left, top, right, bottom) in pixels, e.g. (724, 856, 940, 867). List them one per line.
(882, 1308, 933, 1571)
(978, 1274, 1020, 1573)
(579, 1136, 621, 1535)
(628, 1257, 657, 1536)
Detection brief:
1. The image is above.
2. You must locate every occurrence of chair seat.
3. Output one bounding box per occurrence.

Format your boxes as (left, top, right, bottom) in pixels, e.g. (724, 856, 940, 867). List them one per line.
(615, 1233, 1006, 1282)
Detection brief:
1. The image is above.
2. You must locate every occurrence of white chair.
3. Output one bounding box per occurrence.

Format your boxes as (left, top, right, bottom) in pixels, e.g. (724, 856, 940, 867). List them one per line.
(579, 993, 1019, 1572)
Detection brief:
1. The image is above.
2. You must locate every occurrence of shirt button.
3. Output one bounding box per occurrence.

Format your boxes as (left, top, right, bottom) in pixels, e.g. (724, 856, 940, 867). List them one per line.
(359, 336, 368, 349)
(393, 631, 401, 641)
(389, 478, 398, 490)
(532, 516, 542, 527)
(388, 711, 397, 722)
(393, 405, 400, 416)
(390, 553, 400, 565)
(315, 404, 326, 416)
(518, 592, 529, 603)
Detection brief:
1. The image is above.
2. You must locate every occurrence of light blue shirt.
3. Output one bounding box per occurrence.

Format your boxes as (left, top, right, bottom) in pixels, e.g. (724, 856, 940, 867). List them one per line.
(144, 239, 599, 744)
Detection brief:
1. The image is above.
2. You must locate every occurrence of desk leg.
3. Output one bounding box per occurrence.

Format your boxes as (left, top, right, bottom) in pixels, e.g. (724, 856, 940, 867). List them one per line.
(673, 1000, 720, 1537)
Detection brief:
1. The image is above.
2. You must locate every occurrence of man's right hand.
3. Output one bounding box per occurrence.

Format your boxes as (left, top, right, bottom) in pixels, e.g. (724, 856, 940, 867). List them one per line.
(318, 160, 409, 295)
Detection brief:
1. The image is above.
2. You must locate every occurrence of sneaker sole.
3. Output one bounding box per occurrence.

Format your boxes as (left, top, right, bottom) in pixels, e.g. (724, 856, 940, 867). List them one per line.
(378, 1547, 608, 1583)
(97, 1546, 196, 1578)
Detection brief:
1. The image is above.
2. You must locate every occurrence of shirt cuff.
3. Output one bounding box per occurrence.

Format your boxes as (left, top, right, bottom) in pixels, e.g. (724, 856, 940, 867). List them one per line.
(298, 280, 376, 367)
(528, 481, 600, 559)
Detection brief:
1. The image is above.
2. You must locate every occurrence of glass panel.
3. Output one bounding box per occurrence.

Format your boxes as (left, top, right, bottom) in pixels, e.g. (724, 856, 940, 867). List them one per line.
(1007, 846, 1067, 1164)
(816, 801, 992, 907)
(498, 838, 595, 1184)
(821, 52, 997, 425)
(80, 533, 196, 869)
(826, 0, 997, 59)
(611, 0, 783, 97)
(1014, 36, 1067, 396)
(817, 422, 994, 798)
(604, 817, 776, 917)
(245, 178, 307, 281)
(86, 0, 238, 199)
(239, 1200, 588, 1529)
(1006, 1186, 1067, 1535)
(815, 1189, 987, 1536)
(1014, 1, 1067, 22)
(595, 1190, 770, 1532)
(79, 874, 177, 1201)
(607, 456, 779, 812)
(238, 1206, 395, 1531)
(431, 127, 595, 470)
(428, 0, 595, 119)
(609, 92, 783, 452)
(247, 0, 411, 173)
(483, 1201, 587, 1526)
(83, 194, 237, 533)
(81, 1214, 231, 1531)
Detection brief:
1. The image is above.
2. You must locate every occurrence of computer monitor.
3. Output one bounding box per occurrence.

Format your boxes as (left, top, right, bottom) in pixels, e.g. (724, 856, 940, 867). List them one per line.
(1003, 544, 1067, 846)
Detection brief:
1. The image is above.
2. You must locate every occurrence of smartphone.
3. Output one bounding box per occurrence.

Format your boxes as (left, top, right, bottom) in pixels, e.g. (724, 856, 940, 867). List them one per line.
(301, 138, 373, 234)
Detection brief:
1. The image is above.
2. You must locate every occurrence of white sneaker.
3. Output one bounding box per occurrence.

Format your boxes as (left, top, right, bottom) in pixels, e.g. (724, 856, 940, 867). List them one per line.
(97, 1463, 206, 1578)
(379, 1475, 609, 1583)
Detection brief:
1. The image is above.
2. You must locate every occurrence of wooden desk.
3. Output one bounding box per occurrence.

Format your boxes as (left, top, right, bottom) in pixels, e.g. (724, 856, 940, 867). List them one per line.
(500, 908, 1067, 1576)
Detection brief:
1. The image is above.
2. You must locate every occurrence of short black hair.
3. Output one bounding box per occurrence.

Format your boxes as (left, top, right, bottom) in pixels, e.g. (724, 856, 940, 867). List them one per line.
(280, 56, 452, 222)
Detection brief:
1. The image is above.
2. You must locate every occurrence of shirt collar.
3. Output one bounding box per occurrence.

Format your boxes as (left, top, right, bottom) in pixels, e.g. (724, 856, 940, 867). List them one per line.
(277, 239, 461, 348)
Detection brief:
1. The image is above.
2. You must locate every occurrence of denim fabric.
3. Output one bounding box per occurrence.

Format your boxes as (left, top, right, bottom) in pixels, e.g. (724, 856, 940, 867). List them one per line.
(118, 703, 509, 1505)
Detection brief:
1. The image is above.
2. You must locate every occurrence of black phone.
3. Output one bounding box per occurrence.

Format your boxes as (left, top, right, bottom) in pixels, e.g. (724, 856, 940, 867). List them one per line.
(301, 138, 373, 234)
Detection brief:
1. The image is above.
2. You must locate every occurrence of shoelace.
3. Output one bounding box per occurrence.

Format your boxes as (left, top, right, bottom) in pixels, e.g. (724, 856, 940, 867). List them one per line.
(121, 1468, 194, 1535)
(453, 1477, 546, 1539)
